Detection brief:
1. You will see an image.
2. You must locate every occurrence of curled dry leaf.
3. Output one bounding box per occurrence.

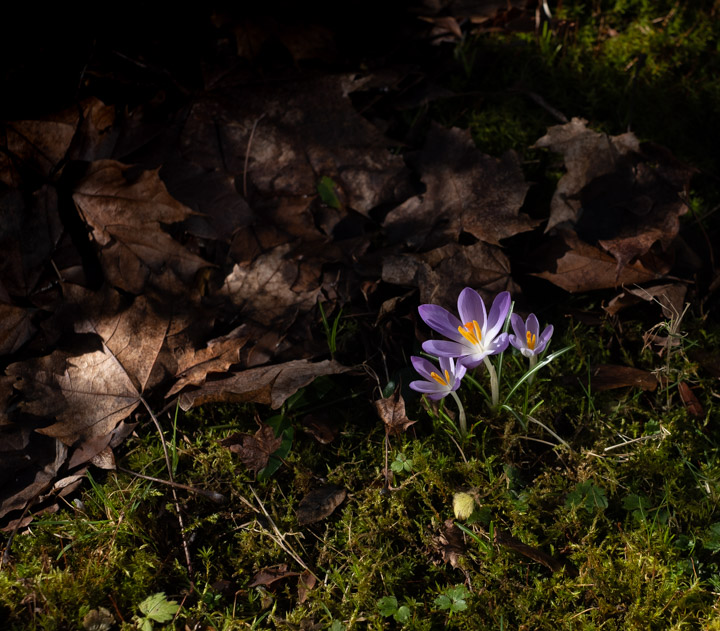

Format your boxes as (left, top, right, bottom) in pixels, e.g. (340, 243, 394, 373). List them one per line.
(678, 382, 703, 418)
(495, 528, 578, 576)
(296, 485, 346, 526)
(249, 564, 299, 588)
(221, 425, 283, 474)
(432, 519, 466, 569)
(177, 359, 349, 411)
(590, 365, 657, 392)
(374, 387, 415, 436)
(604, 283, 687, 318)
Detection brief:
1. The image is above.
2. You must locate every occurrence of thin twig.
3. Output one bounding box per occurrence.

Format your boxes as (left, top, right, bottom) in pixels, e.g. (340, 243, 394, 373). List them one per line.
(116, 466, 226, 503)
(248, 486, 319, 581)
(140, 397, 195, 584)
(243, 114, 266, 198)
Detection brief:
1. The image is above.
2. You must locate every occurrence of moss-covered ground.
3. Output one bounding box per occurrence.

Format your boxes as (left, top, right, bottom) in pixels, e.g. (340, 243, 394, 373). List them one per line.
(2, 1, 720, 629)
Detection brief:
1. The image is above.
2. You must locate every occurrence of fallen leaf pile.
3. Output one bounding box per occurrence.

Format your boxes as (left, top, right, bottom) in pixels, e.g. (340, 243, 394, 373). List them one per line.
(0, 6, 702, 528)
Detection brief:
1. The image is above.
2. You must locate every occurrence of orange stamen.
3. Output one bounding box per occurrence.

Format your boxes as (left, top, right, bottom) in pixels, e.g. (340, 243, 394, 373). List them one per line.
(458, 320, 482, 346)
(430, 371, 449, 386)
(526, 330, 536, 350)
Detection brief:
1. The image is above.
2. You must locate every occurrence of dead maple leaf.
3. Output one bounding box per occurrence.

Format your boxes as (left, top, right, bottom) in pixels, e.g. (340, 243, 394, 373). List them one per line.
(177, 359, 349, 411)
(180, 74, 408, 216)
(382, 241, 519, 307)
(221, 424, 282, 474)
(533, 229, 657, 292)
(384, 123, 538, 249)
(296, 485, 346, 526)
(72, 160, 209, 294)
(534, 118, 693, 272)
(375, 387, 415, 436)
(590, 365, 657, 392)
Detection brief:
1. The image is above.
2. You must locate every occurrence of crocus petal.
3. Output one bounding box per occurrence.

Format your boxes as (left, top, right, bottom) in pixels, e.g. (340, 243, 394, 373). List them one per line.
(510, 313, 526, 340)
(422, 339, 468, 358)
(409, 380, 446, 395)
(535, 324, 554, 353)
(526, 313, 540, 339)
(485, 291, 511, 339)
(487, 332, 510, 354)
(457, 288, 486, 331)
(418, 304, 464, 343)
(411, 356, 437, 381)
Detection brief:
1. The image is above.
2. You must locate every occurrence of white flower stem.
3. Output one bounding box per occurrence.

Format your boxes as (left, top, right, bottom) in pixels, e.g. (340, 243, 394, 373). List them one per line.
(483, 356, 500, 409)
(449, 390, 467, 437)
(528, 354, 538, 384)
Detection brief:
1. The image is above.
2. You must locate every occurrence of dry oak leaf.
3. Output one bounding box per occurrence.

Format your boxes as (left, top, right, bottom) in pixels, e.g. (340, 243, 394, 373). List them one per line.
(375, 387, 415, 436)
(72, 160, 209, 294)
(533, 229, 657, 293)
(221, 424, 282, 474)
(382, 240, 519, 307)
(383, 123, 537, 249)
(177, 359, 349, 411)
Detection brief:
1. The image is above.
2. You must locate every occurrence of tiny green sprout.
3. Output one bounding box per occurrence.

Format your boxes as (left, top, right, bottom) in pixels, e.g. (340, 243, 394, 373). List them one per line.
(391, 453, 413, 474)
(134, 592, 180, 631)
(434, 585, 470, 616)
(453, 492, 476, 520)
(377, 595, 411, 623)
(565, 481, 608, 514)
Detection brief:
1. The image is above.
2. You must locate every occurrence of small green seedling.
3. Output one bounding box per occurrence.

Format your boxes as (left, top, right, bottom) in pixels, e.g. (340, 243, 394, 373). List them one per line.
(377, 595, 411, 623)
(434, 585, 470, 616)
(134, 592, 180, 631)
(565, 481, 608, 514)
(391, 453, 413, 474)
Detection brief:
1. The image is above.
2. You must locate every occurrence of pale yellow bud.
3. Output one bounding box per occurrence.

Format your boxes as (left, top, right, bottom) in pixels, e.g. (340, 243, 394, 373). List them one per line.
(453, 492, 476, 520)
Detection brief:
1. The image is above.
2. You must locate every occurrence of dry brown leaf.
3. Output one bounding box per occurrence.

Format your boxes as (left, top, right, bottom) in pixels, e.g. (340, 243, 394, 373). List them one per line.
(534, 118, 692, 272)
(495, 528, 578, 576)
(375, 387, 415, 436)
(0, 303, 36, 355)
(296, 485, 346, 526)
(678, 382, 703, 418)
(432, 519, 466, 569)
(181, 74, 408, 216)
(177, 359, 349, 411)
(72, 160, 209, 294)
(249, 564, 300, 588)
(533, 229, 657, 292)
(384, 123, 537, 249)
(590, 365, 657, 392)
(222, 425, 283, 474)
(165, 329, 249, 398)
(382, 241, 519, 307)
(604, 283, 687, 318)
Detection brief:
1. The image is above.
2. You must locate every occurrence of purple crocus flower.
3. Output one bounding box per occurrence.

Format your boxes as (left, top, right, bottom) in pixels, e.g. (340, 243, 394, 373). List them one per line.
(509, 313, 553, 358)
(409, 356, 466, 401)
(418, 289, 511, 369)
